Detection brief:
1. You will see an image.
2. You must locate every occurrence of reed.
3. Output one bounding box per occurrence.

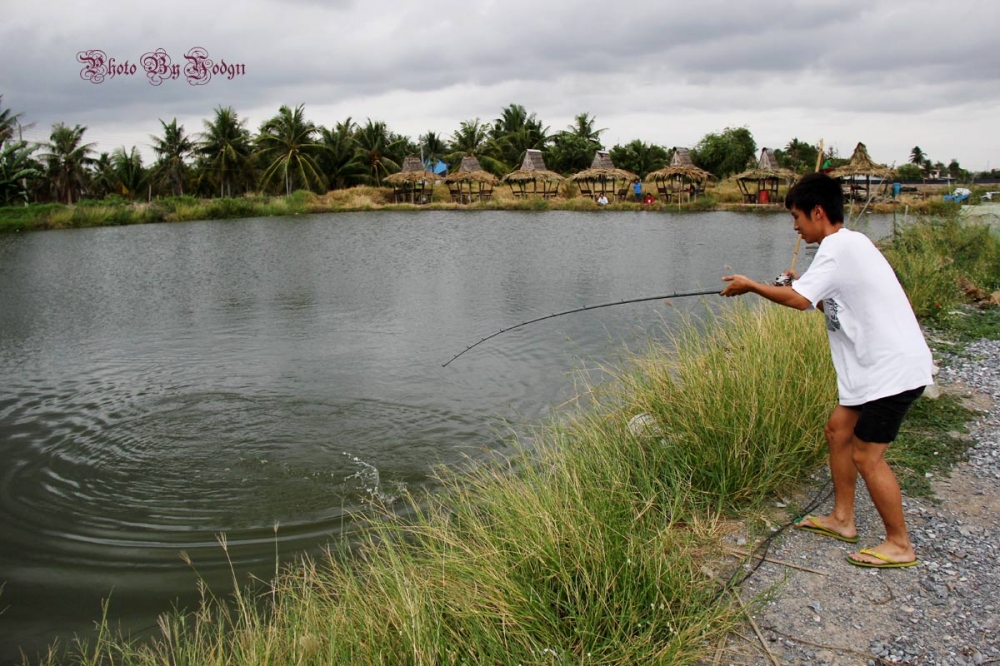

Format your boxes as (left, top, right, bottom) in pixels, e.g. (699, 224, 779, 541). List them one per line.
(611, 304, 835, 512)
(881, 214, 1000, 320)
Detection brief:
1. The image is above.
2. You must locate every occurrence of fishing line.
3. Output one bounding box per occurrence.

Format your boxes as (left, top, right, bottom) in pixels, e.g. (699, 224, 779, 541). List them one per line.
(442, 288, 721, 367)
(713, 478, 834, 603)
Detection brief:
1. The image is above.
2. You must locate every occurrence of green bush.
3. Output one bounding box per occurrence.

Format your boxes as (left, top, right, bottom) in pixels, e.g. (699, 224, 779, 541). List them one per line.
(156, 195, 201, 212)
(202, 197, 262, 220)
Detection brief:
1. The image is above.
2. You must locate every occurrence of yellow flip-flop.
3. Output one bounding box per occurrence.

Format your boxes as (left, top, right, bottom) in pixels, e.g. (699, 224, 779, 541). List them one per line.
(794, 516, 859, 543)
(846, 547, 918, 568)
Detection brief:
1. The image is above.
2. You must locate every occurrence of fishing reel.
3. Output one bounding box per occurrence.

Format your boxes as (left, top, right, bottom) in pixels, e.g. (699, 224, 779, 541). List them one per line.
(772, 273, 793, 287)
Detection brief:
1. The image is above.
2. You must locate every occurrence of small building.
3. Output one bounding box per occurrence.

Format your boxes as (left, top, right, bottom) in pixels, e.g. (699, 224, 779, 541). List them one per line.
(645, 148, 715, 203)
(444, 155, 498, 203)
(502, 149, 563, 199)
(567, 150, 639, 201)
(733, 148, 797, 204)
(384, 156, 440, 204)
(828, 142, 895, 202)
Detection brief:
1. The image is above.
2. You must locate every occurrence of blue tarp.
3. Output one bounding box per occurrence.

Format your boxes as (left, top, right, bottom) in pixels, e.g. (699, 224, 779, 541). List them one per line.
(425, 159, 448, 175)
(944, 188, 971, 203)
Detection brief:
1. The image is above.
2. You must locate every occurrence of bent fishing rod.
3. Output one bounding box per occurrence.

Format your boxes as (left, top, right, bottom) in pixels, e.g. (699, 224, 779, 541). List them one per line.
(442, 288, 721, 367)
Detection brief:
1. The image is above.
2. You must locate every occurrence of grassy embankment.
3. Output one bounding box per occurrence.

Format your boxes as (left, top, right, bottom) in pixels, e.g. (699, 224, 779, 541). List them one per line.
(22, 214, 1000, 666)
(0, 179, 973, 232)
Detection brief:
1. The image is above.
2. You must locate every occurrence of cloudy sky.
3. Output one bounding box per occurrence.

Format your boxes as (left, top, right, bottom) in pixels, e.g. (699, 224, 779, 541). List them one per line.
(2, 0, 998, 171)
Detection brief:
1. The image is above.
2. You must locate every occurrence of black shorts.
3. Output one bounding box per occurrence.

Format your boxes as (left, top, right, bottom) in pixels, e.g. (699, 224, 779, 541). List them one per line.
(845, 386, 925, 444)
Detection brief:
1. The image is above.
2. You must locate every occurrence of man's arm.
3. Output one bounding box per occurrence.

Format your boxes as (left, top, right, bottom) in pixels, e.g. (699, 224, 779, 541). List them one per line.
(720, 274, 812, 310)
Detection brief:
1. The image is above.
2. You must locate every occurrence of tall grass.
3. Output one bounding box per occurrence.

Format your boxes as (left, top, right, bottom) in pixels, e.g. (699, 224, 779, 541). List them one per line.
(881, 215, 1000, 319)
(610, 305, 834, 513)
(30, 303, 837, 665)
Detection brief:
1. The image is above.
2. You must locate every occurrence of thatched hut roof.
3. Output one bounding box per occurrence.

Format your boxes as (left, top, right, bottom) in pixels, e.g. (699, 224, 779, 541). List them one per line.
(757, 148, 781, 171)
(733, 167, 797, 182)
(569, 167, 638, 182)
(567, 151, 638, 182)
(445, 155, 498, 184)
(828, 142, 895, 178)
(591, 150, 614, 170)
(645, 166, 715, 182)
(732, 149, 796, 182)
(644, 149, 713, 182)
(502, 149, 563, 183)
(384, 155, 439, 184)
(646, 167, 715, 183)
(671, 147, 695, 168)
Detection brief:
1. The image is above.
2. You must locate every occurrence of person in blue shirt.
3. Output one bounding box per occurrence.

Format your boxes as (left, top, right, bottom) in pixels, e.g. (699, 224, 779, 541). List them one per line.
(633, 181, 642, 201)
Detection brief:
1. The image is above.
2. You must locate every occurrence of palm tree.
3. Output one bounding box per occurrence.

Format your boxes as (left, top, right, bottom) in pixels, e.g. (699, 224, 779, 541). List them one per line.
(110, 146, 146, 200)
(565, 112, 606, 144)
(419, 131, 448, 171)
(909, 146, 926, 166)
(445, 118, 505, 176)
(354, 119, 404, 186)
(0, 95, 25, 147)
(150, 118, 194, 196)
(256, 104, 326, 195)
(387, 131, 418, 168)
(491, 104, 534, 139)
(547, 112, 605, 174)
(90, 152, 116, 199)
(0, 138, 41, 205)
(318, 118, 365, 190)
(448, 119, 489, 156)
(40, 123, 95, 204)
(198, 106, 254, 198)
(488, 104, 550, 170)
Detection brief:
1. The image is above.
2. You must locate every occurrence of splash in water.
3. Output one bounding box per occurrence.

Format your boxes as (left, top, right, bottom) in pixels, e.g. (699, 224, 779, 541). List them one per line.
(342, 453, 404, 505)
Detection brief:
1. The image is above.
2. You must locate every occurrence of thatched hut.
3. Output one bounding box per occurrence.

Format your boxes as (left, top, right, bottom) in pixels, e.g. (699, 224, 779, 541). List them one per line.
(733, 148, 797, 204)
(444, 156, 498, 203)
(502, 149, 563, 199)
(645, 148, 715, 203)
(828, 142, 895, 202)
(567, 150, 639, 201)
(384, 156, 439, 204)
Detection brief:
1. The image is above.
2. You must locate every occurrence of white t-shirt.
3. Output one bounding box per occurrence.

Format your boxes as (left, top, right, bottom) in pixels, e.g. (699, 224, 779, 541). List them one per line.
(792, 228, 933, 405)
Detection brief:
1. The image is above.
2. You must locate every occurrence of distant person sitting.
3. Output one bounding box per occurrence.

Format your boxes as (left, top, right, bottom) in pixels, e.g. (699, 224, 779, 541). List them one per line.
(596, 194, 609, 205)
(643, 193, 654, 205)
(632, 181, 642, 201)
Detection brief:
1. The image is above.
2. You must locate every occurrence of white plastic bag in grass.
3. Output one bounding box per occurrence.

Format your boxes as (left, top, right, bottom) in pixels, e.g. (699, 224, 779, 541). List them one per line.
(628, 412, 662, 437)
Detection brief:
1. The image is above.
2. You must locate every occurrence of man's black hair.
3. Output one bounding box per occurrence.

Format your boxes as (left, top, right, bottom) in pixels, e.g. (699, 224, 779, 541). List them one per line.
(784, 172, 844, 224)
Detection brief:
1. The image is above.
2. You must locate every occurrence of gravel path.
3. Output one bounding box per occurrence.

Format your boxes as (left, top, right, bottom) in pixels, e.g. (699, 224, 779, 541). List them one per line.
(714, 339, 1000, 666)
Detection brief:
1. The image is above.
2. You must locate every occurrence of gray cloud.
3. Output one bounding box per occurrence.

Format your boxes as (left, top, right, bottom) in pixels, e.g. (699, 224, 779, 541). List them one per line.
(2, 0, 998, 168)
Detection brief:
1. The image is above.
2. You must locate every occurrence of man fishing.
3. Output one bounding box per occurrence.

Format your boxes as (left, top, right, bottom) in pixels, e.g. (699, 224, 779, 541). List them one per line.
(720, 172, 933, 569)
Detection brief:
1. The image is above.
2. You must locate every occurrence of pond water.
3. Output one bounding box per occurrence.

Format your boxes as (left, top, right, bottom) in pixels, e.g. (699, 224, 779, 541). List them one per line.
(0, 209, 894, 662)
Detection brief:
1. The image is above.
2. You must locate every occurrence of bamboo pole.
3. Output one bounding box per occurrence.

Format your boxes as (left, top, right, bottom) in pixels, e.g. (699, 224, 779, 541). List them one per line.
(788, 139, 826, 274)
(789, 236, 802, 275)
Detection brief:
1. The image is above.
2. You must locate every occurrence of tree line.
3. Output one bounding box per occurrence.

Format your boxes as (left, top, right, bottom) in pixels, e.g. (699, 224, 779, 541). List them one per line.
(0, 95, 978, 207)
(898, 146, 972, 182)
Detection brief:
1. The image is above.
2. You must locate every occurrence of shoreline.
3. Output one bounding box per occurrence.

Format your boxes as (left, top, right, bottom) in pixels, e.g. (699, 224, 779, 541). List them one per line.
(0, 187, 959, 233)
